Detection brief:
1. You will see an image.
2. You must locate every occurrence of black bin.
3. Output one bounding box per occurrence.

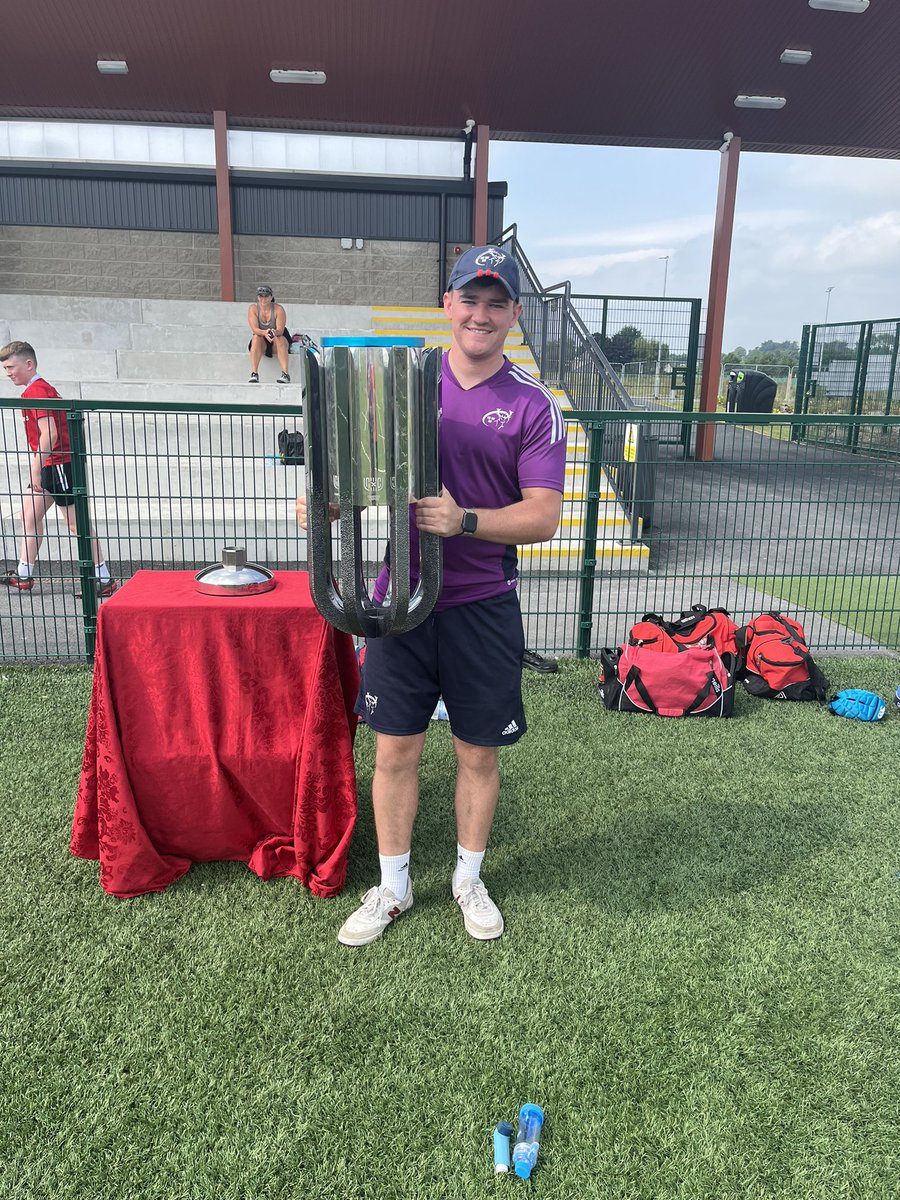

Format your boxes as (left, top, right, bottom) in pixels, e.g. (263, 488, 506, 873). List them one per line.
(725, 369, 777, 414)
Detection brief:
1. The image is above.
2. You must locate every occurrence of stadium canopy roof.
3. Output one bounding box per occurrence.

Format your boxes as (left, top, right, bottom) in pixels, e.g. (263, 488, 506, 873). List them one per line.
(3, 0, 899, 159)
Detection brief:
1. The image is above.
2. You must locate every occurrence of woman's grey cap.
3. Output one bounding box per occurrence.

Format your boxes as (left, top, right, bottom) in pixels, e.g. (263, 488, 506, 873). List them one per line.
(447, 246, 519, 301)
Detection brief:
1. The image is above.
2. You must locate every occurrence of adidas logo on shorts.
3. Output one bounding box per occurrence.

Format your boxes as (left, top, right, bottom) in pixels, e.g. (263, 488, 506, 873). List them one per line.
(501, 719, 519, 736)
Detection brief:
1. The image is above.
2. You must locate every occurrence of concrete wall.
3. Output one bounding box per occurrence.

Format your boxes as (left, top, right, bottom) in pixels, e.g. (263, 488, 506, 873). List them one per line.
(0, 226, 220, 299)
(235, 235, 449, 307)
(0, 225, 462, 307)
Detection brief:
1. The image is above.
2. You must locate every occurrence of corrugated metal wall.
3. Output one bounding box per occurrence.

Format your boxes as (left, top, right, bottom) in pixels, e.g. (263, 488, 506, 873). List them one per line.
(0, 167, 505, 241)
(0, 172, 217, 231)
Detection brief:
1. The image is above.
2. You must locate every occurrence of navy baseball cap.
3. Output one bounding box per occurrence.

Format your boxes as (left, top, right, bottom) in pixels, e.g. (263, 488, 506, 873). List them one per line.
(256, 284, 273, 296)
(447, 246, 519, 301)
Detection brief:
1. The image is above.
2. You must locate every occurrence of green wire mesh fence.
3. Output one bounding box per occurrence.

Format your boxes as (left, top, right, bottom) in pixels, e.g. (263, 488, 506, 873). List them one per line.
(2, 400, 899, 662)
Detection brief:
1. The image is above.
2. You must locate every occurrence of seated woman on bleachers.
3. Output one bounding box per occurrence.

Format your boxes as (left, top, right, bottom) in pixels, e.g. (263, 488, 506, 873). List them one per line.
(247, 284, 291, 384)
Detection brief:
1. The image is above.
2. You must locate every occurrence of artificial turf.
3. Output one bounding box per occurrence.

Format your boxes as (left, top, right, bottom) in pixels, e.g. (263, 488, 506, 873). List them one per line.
(1, 659, 898, 1199)
(741, 575, 900, 650)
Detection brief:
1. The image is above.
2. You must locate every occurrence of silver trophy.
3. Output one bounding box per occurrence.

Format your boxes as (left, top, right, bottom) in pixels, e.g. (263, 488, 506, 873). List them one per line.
(303, 337, 442, 637)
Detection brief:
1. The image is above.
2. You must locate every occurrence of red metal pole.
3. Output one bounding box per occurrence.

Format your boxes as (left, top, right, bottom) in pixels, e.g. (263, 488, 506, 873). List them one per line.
(473, 124, 490, 245)
(213, 109, 235, 302)
(696, 135, 741, 461)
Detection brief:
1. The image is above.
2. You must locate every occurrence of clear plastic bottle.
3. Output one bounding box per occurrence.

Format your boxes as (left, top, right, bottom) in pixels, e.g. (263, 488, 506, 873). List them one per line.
(431, 698, 449, 721)
(512, 1103, 544, 1180)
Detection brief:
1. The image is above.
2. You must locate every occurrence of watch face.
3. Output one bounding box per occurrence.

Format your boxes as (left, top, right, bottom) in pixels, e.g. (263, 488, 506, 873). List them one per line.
(462, 510, 478, 534)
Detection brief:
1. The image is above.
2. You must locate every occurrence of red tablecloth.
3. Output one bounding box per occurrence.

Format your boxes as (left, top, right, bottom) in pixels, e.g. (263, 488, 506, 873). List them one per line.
(71, 570, 360, 899)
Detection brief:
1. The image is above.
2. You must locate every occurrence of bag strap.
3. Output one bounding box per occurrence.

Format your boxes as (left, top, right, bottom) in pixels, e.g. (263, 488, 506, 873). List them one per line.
(623, 664, 657, 713)
(683, 671, 721, 715)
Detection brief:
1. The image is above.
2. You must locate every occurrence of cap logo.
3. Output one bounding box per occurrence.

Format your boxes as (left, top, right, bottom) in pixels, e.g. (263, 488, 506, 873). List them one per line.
(475, 248, 505, 268)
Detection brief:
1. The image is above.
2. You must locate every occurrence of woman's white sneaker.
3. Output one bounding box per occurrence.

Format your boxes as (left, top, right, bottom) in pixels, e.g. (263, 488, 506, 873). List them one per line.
(454, 879, 504, 940)
(337, 883, 413, 946)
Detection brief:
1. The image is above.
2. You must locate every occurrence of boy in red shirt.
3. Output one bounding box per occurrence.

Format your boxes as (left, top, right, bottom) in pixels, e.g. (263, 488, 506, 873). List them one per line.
(1, 340, 117, 595)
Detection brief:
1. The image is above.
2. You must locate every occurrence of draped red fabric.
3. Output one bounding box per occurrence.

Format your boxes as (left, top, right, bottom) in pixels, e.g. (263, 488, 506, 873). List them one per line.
(71, 571, 359, 899)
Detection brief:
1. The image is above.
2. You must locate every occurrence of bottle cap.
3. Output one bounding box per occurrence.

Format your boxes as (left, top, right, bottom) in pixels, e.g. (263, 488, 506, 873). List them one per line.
(515, 1161, 533, 1180)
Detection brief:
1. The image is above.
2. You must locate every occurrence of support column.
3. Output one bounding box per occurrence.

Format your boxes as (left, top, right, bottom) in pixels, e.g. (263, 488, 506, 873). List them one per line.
(696, 135, 741, 461)
(213, 109, 235, 302)
(472, 124, 490, 245)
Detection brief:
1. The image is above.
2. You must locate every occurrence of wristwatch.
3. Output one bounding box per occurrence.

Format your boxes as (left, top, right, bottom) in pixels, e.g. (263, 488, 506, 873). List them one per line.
(461, 509, 478, 535)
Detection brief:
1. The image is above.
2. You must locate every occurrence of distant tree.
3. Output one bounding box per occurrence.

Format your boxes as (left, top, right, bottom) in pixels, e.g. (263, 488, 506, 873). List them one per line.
(748, 339, 800, 368)
(722, 346, 746, 365)
(870, 331, 898, 354)
(592, 325, 669, 365)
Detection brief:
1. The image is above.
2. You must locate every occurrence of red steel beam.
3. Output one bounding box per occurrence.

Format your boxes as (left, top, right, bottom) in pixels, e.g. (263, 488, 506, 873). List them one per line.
(696, 135, 741, 462)
(473, 124, 490, 245)
(213, 109, 235, 302)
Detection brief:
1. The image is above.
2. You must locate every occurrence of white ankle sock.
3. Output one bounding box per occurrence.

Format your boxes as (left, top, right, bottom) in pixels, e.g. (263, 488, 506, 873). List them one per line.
(17, 561, 33, 580)
(453, 843, 485, 892)
(95, 561, 111, 583)
(379, 852, 410, 899)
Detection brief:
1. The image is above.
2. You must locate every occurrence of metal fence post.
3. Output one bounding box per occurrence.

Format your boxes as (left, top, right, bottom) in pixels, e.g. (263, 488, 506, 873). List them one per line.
(681, 298, 702, 454)
(66, 406, 99, 660)
(576, 418, 604, 659)
(794, 324, 810, 442)
(540, 299, 549, 381)
(885, 321, 900, 418)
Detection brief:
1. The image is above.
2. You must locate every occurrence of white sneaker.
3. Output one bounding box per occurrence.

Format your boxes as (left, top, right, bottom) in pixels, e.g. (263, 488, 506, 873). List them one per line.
(337, 883, 413, 946)
(454, 878, 504, 940)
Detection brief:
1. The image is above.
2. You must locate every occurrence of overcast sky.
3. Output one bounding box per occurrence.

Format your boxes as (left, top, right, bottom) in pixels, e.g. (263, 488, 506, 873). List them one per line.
(491, 141, 900, 352)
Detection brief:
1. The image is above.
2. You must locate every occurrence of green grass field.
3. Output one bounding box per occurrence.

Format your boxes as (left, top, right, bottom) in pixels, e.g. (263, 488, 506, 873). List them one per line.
(2, 660, 898, 1199)
(741, 575, 900, 648)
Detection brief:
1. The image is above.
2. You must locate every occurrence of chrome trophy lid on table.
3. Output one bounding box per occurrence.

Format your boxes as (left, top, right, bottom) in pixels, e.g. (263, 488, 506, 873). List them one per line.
(302, 336, 442, 638)
(195, 547, 275, 596)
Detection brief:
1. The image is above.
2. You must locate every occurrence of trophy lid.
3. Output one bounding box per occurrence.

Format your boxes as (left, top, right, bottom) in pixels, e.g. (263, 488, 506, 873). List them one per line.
(195, 547, 275, 596)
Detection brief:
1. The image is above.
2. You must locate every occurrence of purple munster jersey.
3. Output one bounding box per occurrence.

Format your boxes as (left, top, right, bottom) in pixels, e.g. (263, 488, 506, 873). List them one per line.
(376, 353, 567, 610)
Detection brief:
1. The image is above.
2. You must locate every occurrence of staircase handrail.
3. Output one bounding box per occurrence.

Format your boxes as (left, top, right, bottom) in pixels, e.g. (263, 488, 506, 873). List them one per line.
(499, 224, 634, 411)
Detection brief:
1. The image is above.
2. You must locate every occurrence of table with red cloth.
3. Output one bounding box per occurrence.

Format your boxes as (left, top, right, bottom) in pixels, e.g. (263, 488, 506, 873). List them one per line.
(71, 570, 360, 899)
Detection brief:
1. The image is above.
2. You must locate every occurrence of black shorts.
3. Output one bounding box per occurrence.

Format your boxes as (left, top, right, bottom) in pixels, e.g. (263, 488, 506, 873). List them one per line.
(40, 462, 75, 507)
(354, 591, 527, 746)
(248, 329, 291, 357)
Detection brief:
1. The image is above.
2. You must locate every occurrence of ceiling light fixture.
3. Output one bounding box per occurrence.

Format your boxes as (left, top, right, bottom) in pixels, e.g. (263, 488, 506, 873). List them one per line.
(269, 69, 327, 84)
(96, 60, 128, 74)
(734, 95, 787, 109)
(780, 48, 813, 64)
(809, 0, 869, 12)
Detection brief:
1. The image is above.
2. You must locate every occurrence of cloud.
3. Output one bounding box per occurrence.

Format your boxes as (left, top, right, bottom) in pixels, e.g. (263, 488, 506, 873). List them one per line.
(814, 211, 900, 270)
(736, 210, 900, 275)
(782, 155, 900, 201)
(535, 214, 711, 249)
(535, 208, 808, 260)
(543, 247, 673, 278)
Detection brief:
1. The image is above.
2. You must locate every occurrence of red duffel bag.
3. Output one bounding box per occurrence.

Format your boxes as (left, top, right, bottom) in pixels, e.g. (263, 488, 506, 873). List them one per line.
(599, 639, 736, 718)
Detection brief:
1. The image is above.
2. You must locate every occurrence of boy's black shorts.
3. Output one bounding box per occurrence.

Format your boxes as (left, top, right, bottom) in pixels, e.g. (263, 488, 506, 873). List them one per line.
(354, 590, 527, 746)
(39, 462, 75, 507)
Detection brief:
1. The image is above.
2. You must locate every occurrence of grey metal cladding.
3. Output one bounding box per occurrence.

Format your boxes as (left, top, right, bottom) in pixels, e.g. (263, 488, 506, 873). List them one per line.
(0, 174, 217, 232)
(0, 169, 505, 241)
(446, 195, 505, 243)
(231, 184, 441, 240)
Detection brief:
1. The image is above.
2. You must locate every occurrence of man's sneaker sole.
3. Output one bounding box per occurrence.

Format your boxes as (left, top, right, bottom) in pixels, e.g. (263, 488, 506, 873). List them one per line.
(337, 883, 413, 947)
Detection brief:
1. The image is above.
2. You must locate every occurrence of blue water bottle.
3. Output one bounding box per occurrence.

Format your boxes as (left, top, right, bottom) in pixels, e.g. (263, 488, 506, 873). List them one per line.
(512, 1103, 544, 1180)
